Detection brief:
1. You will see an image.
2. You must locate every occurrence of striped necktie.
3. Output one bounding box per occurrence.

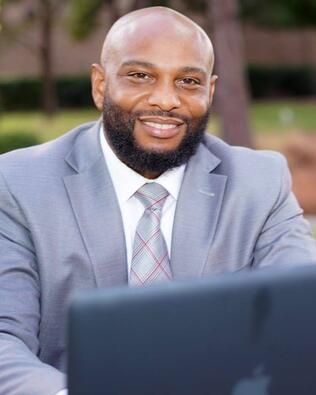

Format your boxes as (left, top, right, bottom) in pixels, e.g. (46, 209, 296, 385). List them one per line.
(130, 182, 172, 285)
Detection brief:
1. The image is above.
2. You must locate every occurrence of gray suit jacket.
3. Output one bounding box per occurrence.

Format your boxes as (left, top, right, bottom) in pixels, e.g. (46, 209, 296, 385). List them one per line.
(0, 120, 315, 394)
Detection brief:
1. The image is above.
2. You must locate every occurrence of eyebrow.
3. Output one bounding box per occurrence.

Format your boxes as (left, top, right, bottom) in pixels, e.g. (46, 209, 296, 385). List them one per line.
(121, 60, 155, 68)
(120, 61, 207, 78)
(179, 66, 207, 79)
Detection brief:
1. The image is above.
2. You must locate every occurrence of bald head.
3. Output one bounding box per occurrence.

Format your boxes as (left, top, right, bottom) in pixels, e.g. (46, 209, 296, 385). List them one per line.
(101, 7, 214, 72)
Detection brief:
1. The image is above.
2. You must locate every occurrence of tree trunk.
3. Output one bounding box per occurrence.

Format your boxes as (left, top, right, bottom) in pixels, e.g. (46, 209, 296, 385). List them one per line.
(39, 0, 57, 116)
(207, 0, 253, 147)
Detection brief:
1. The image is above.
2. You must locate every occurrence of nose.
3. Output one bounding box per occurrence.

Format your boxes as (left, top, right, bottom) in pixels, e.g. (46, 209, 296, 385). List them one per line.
(147, 81, 181, 111)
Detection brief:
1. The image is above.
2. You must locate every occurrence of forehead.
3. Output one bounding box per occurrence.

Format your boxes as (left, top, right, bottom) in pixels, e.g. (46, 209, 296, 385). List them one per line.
(106, 19, 212, 72)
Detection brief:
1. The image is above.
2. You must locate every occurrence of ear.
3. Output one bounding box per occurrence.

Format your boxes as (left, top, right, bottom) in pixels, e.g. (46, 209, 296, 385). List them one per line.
(209, 74, 218, 105)
(91, 63, 106, 111)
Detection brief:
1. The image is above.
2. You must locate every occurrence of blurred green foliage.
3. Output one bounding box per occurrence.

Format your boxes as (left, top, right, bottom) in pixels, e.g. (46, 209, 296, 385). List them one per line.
(0, 76, 93, 110)
(0, 132, 40, 154)
(249, 65, 316, 98)
(0, 78, 42, 110)
(68, 0, 112, 39)
(0, 109, 99, 142)
(67, 0, 316, 44)
(56, 77, 93, 107)
(240, 0, 316, 28)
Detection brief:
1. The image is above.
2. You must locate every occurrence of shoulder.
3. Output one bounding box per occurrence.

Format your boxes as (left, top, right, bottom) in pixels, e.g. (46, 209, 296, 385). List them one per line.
(202, 133, 288, 176)
(200, 134, 291, 202)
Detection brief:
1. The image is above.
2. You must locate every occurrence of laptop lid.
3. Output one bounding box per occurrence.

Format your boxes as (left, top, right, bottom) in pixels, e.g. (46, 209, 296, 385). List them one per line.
(68, 265, 316, 395)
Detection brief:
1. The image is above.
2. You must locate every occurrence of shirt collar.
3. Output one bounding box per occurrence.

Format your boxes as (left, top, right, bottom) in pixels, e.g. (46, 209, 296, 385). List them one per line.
(99, 125, 185, 204)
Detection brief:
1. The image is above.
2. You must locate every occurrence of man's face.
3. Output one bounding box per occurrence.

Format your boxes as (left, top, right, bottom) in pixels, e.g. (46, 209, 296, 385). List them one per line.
(92, 19, 216, 176)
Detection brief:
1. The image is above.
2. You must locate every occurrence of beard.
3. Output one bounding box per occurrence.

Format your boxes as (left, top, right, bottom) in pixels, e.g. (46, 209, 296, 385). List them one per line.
(102, 96, 210, 176)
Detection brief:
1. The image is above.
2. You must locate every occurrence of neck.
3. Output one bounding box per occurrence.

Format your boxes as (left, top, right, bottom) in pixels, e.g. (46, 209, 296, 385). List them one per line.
(138, 169, 162, 179)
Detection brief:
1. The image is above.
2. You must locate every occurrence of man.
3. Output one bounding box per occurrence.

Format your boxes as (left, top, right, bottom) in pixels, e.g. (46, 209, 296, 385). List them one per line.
(0, 6, 315, 395)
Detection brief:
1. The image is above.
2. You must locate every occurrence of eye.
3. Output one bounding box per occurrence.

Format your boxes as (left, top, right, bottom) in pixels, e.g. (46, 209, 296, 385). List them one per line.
(127, 72, 151, 80)
(178, 77, 201, 87)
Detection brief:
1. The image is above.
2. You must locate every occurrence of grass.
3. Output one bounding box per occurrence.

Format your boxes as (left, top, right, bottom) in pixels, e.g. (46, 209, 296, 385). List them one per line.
(0, 108, 100, 142)
(1, 100, 316, 143)
(250, 99, 316, 134)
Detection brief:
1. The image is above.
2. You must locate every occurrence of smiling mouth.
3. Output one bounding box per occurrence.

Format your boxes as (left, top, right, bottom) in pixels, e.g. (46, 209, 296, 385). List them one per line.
(138, 117, 185, 139)
(143, 121, 177, 130)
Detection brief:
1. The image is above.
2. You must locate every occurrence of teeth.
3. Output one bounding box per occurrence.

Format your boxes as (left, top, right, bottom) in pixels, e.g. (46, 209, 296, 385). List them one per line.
(143, 121, 177, 130)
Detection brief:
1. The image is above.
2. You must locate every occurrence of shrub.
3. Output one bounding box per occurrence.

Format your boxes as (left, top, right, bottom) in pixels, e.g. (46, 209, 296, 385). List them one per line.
(56, 76, 93, 108)
(0, 78, 41, 111)
(0, 132, 41, 154)
(0, 75, 92, 111)
(248, 65, 316, 98)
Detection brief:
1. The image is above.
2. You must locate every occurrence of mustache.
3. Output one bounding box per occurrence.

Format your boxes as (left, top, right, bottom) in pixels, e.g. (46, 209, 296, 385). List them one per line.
(131, 110, 191, 124)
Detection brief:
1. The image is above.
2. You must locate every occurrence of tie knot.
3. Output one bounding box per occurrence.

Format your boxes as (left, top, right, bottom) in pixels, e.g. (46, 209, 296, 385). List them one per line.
(135, 183, 169, 212)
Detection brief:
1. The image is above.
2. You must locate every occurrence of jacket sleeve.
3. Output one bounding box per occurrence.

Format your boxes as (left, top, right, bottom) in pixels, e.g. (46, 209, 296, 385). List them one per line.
(253, 154, 316, 268)
(0, 171, 66, 395)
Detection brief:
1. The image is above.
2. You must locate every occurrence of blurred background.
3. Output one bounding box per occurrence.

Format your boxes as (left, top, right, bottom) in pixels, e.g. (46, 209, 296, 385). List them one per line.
(0, 0, 316, 225)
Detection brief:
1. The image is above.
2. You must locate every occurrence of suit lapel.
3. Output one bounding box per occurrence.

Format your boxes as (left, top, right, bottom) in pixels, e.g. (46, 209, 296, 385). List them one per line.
(63, 121, 128, 287)
(171, 142, 227, 279)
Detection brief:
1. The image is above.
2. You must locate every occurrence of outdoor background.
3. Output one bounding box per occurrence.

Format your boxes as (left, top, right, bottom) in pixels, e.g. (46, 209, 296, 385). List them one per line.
(0, 0, 316, 229)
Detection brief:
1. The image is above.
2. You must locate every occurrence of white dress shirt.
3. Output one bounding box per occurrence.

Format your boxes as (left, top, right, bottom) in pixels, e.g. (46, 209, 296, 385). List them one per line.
(99, 126, 185, 276)
(55, 127, 185, 395)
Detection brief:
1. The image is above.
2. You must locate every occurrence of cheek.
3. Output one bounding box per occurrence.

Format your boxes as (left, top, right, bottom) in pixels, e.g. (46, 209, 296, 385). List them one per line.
(183, 96, 210, 118)
(107, 80, 147, 111)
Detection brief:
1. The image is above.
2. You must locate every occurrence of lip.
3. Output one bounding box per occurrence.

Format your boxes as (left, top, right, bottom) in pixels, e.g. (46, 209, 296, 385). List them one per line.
(138, 116, 185, 139)
(138, 116, 184, 126)
(138, 119, 184, 139)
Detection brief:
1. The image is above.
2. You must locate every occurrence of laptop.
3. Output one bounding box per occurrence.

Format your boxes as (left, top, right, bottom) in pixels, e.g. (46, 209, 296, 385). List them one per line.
(68, 265, 316, 395)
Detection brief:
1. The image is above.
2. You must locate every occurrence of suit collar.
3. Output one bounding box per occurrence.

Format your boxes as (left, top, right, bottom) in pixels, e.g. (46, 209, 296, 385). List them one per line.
(170, 138, 227, 279)
(194, 135, 222, 174)
(65, 119, 103, 173)
(63, 120, 128, 288)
